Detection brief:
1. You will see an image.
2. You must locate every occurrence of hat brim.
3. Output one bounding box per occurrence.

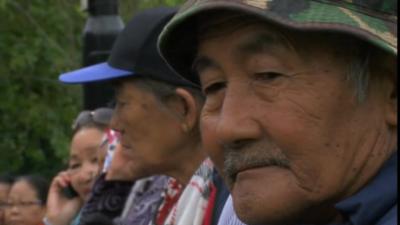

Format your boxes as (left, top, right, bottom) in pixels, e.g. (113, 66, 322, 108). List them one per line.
(59, 62, 135, 84)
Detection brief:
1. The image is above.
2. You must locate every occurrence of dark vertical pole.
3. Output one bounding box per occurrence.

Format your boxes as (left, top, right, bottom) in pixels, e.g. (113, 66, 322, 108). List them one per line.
(82, 0, 124, 110)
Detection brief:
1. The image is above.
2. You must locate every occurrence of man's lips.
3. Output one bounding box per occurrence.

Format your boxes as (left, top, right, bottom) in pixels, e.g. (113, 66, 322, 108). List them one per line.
(226, 160, 290, 189)
(227, 163, 272, 187)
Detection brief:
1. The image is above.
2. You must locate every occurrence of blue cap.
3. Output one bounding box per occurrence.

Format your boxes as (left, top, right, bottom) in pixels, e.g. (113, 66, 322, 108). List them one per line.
(59, 7, 198, 88)
(59, 62, 133, 84)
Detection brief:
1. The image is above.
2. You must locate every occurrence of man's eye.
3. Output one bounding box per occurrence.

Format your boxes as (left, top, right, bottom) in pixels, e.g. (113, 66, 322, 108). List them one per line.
(203, 82, 226, 95)
(254, 72, 283, 81)
(115, 100, 127, 109)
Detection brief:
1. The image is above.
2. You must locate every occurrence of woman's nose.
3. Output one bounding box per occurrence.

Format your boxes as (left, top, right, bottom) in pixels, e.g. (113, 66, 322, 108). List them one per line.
(8, 205, 20, 214)
(79, 164, 97, 183)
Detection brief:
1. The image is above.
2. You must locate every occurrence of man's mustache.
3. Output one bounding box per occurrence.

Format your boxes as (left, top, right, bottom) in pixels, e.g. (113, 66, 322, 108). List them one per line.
(222, 140, 290, 188)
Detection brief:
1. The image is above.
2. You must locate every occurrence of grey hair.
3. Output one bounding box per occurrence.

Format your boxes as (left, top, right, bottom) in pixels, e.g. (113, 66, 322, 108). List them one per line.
(133, 77, 204, 137)
(133, 77, 204, 105)
(134, 77, 177, 101)
(344, 42, 394, 103)
(346, 49, 371, 102)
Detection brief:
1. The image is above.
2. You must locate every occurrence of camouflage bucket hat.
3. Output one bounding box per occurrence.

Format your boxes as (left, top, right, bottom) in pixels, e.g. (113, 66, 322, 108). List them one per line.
(158, 0, 397, 84)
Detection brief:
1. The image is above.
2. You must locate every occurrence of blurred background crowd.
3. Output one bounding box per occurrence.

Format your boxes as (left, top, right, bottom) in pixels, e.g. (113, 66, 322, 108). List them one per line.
(0, 0, 183, 177)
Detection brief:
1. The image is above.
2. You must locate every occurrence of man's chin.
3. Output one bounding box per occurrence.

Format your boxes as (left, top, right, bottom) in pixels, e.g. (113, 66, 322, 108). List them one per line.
(232, 185, 333, 225)
(232, 195, 299, 225)
(230, 167, 302, 225)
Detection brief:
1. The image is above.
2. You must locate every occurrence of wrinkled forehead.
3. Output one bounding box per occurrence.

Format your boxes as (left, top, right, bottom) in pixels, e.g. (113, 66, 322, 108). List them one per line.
(195, 11, 365, 60)
(111, 77, 138, 97)
(111, 76, 134, 91)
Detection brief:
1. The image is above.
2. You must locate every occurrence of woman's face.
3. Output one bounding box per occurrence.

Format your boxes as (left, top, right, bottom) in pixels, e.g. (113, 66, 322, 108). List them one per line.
(68, 127, 103, 201)
(4, 180, 46, 225)
(0, 183, 11, 225)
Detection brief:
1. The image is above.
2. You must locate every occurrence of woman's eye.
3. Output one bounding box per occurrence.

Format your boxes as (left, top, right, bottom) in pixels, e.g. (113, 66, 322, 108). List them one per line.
(203, 82, 226, 95)
(69, 163, 80, 170)
(254, 72, 283, 81)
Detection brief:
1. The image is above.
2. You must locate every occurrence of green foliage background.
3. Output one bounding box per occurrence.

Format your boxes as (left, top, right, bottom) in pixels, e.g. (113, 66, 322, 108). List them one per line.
(0, 0, 184, 178)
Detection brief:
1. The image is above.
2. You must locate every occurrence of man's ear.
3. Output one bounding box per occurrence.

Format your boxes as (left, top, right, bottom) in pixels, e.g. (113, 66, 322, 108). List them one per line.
(382, 58, 397, 127)
(385, 78, 397, 127)
(173, 88, 199, 132)
(371, 50, 397, 128)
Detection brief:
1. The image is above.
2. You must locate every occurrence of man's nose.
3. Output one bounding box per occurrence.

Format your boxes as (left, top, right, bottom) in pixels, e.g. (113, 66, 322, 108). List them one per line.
(215, 85, 262, 145)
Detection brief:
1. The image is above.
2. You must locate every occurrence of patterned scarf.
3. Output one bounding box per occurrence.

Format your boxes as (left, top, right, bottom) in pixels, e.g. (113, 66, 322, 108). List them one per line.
(155, 179, 183, 225)
(162, 158, 216, 225)
(102, 129, 119, 172)
(116, 176, 182, 225)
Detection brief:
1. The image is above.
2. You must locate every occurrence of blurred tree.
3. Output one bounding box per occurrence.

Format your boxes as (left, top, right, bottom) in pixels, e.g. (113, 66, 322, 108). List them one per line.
(119, 0, 184, 17)
(0, 0, 184, 178)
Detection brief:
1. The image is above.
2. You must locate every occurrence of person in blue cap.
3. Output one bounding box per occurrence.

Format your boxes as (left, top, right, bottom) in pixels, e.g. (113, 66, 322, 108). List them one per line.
(52, 7, 228, 225)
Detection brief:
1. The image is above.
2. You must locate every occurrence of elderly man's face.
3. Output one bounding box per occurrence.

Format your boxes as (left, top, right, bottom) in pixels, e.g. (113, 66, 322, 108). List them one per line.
(196, 21, 393, 224)
(110, 79, 187, 180)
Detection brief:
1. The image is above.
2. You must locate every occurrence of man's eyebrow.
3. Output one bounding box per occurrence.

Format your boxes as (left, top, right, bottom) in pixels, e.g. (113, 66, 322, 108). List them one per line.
(191, 55, 219, 76)
(236, 32, 290, 56)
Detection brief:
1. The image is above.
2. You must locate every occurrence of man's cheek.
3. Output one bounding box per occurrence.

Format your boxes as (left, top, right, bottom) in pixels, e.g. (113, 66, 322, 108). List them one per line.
(200, 118, 225, 173)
